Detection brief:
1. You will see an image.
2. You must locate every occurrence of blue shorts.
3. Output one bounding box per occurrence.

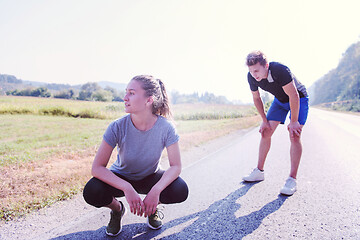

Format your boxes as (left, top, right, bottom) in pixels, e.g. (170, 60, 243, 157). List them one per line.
(266, 97, 309, 125)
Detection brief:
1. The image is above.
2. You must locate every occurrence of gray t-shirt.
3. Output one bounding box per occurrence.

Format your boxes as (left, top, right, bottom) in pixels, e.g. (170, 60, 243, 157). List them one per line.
(104, 114, 179, 180)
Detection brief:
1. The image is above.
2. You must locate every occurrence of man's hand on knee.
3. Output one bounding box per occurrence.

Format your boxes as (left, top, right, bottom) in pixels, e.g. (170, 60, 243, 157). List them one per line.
(287, 121, 302, 138)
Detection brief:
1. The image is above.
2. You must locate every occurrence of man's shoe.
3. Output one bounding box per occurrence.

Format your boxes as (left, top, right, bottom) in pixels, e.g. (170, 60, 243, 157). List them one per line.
(106, 201, 126, 236)
(147, 208, 164, 230)
(242, 168, 265, 182)
(280, 177, 297, 196)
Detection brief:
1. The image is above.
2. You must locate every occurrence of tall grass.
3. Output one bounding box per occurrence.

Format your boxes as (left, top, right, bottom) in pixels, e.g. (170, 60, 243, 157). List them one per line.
(0, 96, 126, 119)
(0, 96, 257, 120)
(172, 103, 257, 120)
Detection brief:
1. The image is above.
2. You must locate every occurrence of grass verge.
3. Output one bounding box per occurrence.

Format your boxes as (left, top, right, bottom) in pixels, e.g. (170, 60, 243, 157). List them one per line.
(0, 98, 260, 222)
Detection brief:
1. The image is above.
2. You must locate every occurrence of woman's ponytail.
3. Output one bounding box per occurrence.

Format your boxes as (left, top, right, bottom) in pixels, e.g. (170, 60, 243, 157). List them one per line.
(157, 79, 172, 119)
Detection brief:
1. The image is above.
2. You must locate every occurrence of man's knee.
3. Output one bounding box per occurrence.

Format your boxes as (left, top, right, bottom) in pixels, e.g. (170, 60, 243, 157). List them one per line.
(261, 129, 275, 139)
(289, 134, 301, 143)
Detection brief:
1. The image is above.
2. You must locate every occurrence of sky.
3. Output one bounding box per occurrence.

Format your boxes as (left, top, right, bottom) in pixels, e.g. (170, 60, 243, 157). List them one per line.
(1, 0, 359, 103)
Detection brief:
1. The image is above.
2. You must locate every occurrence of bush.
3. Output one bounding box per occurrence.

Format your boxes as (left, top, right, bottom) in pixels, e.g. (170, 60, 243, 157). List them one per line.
(39, 107, 72, 117)
(77, 109, 105, 119)
(0, 108, 33, 115)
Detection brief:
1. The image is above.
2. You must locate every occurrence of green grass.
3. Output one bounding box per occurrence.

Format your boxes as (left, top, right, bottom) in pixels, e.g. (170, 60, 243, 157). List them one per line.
(0, 96, 260, 221)
(0, 114, 110, 166)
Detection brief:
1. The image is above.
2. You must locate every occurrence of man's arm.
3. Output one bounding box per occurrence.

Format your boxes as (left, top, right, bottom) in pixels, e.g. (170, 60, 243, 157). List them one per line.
(283, 81, 302, 137)
(283, 81, 299, 122)
(252, 90, 267, 122)
(252, 90, 271, 135)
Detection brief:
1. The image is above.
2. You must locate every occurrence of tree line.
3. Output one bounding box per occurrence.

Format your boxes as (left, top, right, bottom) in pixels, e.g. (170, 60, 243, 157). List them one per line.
(5, 82, 124, 102)
(3, 80, 232, 104)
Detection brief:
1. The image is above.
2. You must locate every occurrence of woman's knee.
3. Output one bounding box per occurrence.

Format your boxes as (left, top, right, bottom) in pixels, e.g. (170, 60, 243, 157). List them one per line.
(160, 177, 189, 204)
(83, 177, 112, 208)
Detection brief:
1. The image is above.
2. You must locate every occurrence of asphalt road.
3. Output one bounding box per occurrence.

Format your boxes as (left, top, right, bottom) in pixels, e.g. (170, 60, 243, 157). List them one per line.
(1, 108, 359, 239)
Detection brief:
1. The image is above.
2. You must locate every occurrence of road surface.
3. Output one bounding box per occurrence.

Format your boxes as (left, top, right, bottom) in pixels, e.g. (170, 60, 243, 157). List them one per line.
(1, 108, 359, 239)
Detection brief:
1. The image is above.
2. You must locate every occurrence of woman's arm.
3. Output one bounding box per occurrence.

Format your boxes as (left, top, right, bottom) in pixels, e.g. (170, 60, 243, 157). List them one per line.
(143, 141, 182, 217)
(91, 139, 145, 215)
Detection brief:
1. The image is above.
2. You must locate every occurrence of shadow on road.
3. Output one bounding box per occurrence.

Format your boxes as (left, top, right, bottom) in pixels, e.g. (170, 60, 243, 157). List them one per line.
(51, 182, 288, 240)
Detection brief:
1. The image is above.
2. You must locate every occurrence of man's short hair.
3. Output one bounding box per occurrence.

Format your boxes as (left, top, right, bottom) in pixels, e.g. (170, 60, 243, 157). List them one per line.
(246, 51, 268, 67)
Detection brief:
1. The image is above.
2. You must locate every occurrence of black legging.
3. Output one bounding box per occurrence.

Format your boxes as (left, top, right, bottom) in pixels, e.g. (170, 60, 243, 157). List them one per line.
(83, 170, 189, 208)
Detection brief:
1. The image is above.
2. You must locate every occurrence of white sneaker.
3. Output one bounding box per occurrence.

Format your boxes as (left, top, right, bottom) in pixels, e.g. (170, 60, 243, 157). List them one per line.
(242, 168, 264, 182)
(280, 177, 297, 195)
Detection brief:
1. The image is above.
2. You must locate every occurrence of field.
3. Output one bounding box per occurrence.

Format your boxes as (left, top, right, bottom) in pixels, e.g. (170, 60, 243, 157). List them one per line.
(0, 96, 260, 221)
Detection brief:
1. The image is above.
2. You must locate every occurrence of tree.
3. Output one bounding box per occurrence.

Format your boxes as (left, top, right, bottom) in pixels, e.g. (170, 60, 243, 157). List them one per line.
(30, 87, 51, 97)
(54, 89, 75, 99)
(78, 82, 101, 101)
(104, 86, 125, 102)
(170, 91, 231, 104)
(91, 89, 113, 102)
(170, 90, 181, 104)
(260, 91, 272, 104)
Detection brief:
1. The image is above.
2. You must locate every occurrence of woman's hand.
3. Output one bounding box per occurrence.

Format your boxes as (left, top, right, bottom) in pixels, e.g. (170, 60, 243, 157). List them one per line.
(124, 186, 145, 216)
(143, 189, 160, 217)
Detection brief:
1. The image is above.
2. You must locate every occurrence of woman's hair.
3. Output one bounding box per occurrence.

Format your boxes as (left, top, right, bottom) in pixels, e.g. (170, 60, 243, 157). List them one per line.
(131, 75, 172, 118)
(246, 51, 268, 67)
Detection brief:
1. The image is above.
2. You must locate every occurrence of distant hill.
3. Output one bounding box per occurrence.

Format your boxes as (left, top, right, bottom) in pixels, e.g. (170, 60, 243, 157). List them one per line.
(0, 75, 127, 94)
(97, 81, 127, 91)
(0, 74, 28, 93)
(309, 41, 360, 106)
